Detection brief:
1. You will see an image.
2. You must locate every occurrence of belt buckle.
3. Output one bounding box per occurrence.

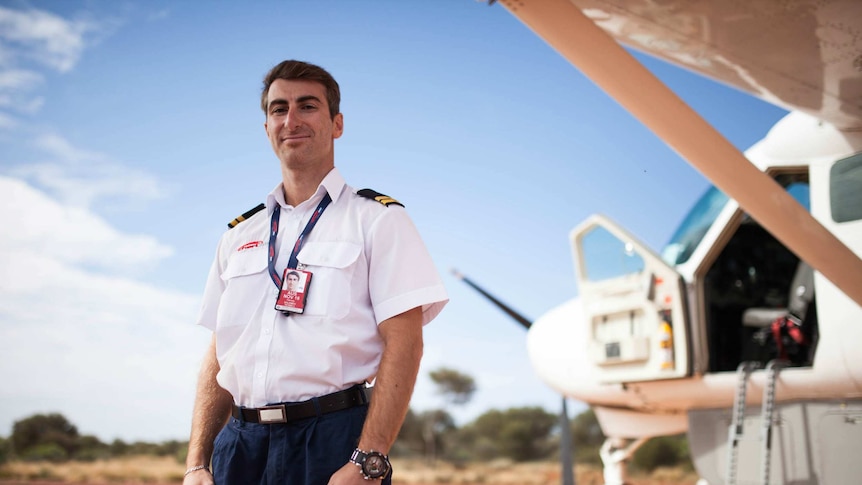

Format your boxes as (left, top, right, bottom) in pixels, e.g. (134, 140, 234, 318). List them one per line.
(257, 405, 287, 424)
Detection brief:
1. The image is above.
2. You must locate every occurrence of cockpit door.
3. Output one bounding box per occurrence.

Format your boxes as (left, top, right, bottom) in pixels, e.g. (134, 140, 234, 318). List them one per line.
(571, 214, 690, 383)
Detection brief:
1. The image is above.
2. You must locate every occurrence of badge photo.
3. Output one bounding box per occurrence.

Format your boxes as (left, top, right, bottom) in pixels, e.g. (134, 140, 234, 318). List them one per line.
(275, 269, 313, 314)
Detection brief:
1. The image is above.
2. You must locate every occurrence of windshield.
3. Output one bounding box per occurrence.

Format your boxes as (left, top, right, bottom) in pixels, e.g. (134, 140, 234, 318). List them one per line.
(661, 175, 811, 266)
(661, 186, 729, 266)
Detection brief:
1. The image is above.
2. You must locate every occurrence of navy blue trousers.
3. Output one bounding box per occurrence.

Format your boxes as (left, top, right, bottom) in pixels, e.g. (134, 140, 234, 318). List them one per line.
(212, 403, 392, 485)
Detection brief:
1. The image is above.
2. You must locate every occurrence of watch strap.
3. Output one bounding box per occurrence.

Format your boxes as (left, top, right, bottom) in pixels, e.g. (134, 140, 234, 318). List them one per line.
(349, 448, 367, 466)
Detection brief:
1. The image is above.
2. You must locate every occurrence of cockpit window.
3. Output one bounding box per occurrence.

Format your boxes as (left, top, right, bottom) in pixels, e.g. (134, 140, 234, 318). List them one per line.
(661, 175, 811, 267)
(661, 187, 728, 266)
(830, 153, 862, 223)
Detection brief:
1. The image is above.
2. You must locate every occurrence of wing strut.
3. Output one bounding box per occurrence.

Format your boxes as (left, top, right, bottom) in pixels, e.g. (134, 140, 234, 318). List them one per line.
(496, 0, 862, 308)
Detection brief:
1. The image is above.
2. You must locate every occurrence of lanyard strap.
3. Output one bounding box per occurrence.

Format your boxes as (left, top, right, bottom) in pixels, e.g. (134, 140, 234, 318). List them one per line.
(268, 193, 332, 289)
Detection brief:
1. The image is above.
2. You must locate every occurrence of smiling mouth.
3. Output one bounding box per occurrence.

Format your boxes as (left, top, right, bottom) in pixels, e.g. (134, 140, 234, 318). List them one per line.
(281, 134, 310, 143)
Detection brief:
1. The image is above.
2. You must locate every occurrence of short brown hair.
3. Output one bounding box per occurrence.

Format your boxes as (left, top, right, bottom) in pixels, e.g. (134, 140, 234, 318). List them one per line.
(260, 60, 341, 118)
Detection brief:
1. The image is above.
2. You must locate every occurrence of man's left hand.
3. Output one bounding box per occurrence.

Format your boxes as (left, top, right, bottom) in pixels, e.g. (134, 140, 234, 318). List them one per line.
(328, 462, 371, 485)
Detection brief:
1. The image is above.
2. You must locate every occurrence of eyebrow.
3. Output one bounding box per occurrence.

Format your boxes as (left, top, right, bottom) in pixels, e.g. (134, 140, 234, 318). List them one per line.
(268, 95, 323, 110)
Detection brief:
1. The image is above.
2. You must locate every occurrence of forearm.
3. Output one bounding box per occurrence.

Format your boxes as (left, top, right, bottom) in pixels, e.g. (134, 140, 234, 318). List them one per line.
(357, 307, 424, 453)
(186, 335, 233, 468)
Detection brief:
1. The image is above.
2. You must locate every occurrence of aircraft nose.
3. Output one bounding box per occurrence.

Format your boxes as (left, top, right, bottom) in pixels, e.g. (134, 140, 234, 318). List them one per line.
(527, 297, 603, 400)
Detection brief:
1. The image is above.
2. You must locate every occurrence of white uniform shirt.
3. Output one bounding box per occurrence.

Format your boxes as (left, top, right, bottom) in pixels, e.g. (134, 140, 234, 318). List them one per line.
(197, 169, 448, 407)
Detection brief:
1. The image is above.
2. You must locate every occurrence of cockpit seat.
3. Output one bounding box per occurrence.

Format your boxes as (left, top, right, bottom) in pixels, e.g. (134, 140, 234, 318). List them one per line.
(742, 261, 814, 328)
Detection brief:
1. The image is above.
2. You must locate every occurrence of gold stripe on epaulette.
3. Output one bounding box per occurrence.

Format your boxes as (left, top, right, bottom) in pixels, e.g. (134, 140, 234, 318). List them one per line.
(357, 188, 404, 208)
(376, 196, 399, 206)
(227, 203, 265, 229)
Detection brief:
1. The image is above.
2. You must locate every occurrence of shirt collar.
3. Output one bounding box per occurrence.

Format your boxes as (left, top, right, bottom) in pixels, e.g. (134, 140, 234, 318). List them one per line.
(265, 168, 346, 212)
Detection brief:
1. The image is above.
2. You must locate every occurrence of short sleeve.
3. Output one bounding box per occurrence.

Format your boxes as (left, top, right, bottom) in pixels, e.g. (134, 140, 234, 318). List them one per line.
(365, 207, 448, 325)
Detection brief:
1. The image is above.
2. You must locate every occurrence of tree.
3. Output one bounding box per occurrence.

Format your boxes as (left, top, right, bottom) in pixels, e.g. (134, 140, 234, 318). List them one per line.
(11, 413, 80, 460)
(467, 407, 558, 462)
(569, 407, 605, 465)
(396, 408, 454, 457)
(630, 434, 693, 472)
(0, 436, 10, 464)
(429, 368, 477, 405)
(570, 408, 604, 447)
(109, 438, 129, 457)
(423, 367, 477, 462)
(75, 435, 110, 461)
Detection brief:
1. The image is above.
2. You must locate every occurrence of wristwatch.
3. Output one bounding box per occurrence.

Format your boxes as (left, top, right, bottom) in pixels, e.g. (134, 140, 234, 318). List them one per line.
(350, 448, 391, 480)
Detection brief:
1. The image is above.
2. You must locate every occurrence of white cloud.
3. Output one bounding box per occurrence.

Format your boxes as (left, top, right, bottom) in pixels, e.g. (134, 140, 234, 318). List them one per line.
(0, 175, 208, 442)
(0, 68, 43, 91)
(1, 176, 173, 272)
(9, 133, 169, 210)
(0, 5, 100, 123)
(35, 132, 99, 162)
(0, 6, 93, 73)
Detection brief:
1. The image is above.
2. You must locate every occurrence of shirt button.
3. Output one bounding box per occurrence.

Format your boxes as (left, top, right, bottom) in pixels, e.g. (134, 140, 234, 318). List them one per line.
(264, 328, 271, 335)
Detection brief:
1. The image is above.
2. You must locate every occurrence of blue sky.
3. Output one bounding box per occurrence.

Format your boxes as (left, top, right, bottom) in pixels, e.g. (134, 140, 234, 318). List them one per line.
(0, 0, 788, 443)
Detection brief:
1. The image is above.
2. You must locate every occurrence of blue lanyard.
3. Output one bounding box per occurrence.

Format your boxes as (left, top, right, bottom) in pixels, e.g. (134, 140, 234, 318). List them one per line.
(268, 193, 332, 289)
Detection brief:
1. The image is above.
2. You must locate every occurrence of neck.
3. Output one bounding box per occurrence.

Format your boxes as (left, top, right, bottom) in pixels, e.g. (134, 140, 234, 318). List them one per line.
(281, 164, 333, 206)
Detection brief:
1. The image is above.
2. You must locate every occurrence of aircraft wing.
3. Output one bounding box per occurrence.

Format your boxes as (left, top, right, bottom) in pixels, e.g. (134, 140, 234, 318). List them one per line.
(548, 0, 862, 131)
(493, 0, 862, 308)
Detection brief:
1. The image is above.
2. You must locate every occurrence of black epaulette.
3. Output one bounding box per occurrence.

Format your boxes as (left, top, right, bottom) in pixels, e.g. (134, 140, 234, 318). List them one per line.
(357, 189, 404, 208)
(227, 203, 265, 229)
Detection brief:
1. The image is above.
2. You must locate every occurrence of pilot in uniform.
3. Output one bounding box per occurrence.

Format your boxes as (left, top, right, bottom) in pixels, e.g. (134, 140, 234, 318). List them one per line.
(184, 60, 448, 485)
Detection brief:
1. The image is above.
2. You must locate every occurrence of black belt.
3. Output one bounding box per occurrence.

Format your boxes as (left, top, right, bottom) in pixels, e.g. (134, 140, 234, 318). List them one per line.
(232, 385, 371, 424)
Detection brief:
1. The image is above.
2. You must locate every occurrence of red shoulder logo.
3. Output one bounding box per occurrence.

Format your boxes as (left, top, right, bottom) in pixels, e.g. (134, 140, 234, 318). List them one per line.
(237, 240, 264, 252)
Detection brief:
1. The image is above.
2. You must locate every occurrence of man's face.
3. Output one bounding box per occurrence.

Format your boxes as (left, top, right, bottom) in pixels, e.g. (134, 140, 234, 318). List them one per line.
(264, 79, 343, 171)
(286, 273, 300, 290)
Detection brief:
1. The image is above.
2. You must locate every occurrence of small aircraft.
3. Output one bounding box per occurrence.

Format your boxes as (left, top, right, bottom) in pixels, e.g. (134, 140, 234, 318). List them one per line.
(460, 1, 862, 484)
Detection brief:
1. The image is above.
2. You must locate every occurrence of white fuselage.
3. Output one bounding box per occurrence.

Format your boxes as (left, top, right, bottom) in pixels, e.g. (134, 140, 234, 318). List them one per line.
(527, 111, 862, 437)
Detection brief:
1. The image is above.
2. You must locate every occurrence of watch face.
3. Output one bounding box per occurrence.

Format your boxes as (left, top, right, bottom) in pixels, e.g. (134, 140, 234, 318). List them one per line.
(362, 452, 390, 479)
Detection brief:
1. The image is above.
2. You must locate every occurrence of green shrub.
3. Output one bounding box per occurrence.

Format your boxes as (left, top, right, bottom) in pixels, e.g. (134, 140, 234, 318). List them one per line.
(573, 444, 602, 466)
(11, 413, 80, 458)
(175, 444, 189, 464)
(630, 434, 691, 472)
(21, 442, 68, 462)
(0, 436, 10, 464)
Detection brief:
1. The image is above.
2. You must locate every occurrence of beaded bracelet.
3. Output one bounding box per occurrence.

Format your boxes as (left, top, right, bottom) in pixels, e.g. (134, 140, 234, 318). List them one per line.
(184, 465, 211, 477)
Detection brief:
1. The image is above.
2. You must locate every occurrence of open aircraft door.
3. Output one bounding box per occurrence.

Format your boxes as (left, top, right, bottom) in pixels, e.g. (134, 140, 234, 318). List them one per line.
(571, 214, 691, 384)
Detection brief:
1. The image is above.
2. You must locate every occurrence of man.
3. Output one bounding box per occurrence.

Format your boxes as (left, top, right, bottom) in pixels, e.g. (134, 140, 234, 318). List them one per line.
(184, 60, 448, 485)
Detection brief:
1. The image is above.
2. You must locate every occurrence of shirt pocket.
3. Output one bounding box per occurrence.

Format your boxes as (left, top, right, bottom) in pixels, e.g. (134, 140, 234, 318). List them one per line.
(297, 241, 362, 319)
(218, 249, 268, 327)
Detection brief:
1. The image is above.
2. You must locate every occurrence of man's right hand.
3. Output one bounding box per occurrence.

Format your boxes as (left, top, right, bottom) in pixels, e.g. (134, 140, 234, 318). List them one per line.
(182, 467, 214, 485)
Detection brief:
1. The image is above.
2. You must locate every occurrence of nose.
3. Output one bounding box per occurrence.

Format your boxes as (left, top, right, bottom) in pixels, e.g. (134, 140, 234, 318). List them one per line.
(285, 109, 302, 131)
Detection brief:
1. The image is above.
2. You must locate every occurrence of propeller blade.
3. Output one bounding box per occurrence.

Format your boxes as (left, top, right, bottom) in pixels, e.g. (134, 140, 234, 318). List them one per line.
(451, 268, 532, 330)
(560, 397, 576, 485)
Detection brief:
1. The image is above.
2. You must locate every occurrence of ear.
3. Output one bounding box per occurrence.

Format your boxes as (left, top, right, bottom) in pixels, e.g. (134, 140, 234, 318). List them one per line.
(332, 113, 344, 139)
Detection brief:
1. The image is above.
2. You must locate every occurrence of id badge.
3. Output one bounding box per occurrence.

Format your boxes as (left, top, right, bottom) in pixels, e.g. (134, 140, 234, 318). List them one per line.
(275, 269, 313, 314)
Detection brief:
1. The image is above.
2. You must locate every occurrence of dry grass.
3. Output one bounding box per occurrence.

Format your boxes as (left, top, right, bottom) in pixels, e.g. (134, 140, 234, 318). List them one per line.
(0, 455, 184, 483)
(0, 457, 699, 484)
(391, 459, 698, 485)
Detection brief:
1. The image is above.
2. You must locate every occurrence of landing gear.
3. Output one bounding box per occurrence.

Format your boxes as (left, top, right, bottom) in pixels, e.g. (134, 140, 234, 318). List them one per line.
(599, 436, 648, 485)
